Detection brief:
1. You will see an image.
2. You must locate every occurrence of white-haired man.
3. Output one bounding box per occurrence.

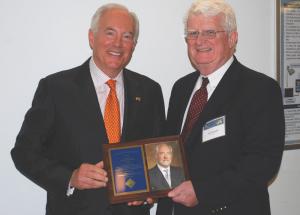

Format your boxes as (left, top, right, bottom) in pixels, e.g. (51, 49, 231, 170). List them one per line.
(157, 0, 285, 215)
(11, 3, 165, 215)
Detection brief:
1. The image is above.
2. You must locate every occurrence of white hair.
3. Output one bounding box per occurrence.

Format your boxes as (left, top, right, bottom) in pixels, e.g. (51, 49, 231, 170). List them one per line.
(155, 143, 173, 154)
(90, 3, 139, 43)
(184, 0, 237, 35)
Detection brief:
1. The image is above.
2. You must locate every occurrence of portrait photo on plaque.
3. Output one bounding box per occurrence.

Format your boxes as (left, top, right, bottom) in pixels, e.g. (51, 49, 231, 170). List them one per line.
(103, 135, 189, 204)
(145, 141, 186, 192)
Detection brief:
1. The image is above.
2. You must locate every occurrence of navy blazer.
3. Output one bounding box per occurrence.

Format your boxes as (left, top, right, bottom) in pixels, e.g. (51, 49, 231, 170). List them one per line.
(157, 57, 285, 215)
(11, 59, 166, 215)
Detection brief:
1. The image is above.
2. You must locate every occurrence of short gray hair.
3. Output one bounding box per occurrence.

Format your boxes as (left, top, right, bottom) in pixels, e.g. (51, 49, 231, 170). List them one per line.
(155, 143, 173, 154)
(184, 0, 237, 35)
(90, 3, 139, 43)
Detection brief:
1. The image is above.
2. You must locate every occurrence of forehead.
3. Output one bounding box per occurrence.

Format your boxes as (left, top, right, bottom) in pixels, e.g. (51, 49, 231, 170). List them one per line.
(187, 14, 224, 29)
(99, 8, 134, 31)
(158, 144, 171, 152)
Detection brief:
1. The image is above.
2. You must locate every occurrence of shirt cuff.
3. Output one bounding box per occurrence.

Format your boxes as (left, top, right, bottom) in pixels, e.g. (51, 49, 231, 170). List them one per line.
(66, 182, 75, 196)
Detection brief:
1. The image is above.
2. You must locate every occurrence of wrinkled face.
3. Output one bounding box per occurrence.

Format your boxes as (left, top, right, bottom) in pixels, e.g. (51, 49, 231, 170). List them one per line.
(89, 8, 136, 78)
(186, 14, 237, 75)
(156, 144, 173, 168)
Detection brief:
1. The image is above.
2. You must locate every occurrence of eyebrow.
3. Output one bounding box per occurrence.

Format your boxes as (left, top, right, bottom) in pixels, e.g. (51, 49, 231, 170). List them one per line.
(105, 26, 134, 35)
(187, 29, 216, 31)
(104, 27, 116, 31)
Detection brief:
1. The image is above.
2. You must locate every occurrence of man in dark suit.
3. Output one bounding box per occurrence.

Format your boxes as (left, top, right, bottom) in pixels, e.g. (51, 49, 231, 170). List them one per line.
(11, 3, 165, 215)
(148, 143, 185, 191)
(156, 0, 285, 215)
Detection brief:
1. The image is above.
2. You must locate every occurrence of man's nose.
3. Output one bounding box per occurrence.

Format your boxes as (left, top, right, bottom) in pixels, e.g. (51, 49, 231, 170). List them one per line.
(195, 34, 208, 44)
(113, 34, 122, 47)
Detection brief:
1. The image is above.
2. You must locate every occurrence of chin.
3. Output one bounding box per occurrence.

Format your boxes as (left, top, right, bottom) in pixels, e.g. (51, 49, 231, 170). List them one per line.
(196, 58, 215, 65)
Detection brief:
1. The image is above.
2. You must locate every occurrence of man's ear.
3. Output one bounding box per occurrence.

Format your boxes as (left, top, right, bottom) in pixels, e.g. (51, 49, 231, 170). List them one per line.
(185, 37, 188, 44)
(131, 42, 136, 52)
(88, 29, 94, 50)
(228, 31, 238, 49)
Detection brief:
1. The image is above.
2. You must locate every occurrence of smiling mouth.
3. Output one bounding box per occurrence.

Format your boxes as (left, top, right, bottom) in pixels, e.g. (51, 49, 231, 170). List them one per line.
(196, 47, 212, 52)
(108, 50, 122, 56)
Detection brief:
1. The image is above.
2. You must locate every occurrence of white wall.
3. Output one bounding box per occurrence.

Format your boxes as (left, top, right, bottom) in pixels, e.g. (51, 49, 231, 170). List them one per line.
(0, 0, 298, 214)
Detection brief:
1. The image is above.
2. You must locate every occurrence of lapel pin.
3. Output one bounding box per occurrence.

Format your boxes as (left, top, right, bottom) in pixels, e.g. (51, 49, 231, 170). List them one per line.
(135, 97, 141, 102)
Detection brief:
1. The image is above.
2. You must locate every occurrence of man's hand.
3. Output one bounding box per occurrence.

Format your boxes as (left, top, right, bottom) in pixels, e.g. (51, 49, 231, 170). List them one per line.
(127, 198, 154, 206)
(168, 180, 198, 207)
(70, 161, 108, 190)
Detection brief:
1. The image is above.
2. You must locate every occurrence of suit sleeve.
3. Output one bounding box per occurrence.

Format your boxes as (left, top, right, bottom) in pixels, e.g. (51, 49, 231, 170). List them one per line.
(11, 78, 72, 195)
(193, 78, 285, 209)
(152, 83, 166, 136)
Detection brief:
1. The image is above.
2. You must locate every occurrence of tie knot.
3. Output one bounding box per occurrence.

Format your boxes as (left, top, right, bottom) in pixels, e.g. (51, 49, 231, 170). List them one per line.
(106, 79, 116, 90)
(201, 77, 209, 88)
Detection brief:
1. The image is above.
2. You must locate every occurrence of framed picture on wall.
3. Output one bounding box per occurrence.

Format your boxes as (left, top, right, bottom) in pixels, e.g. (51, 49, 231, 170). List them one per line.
(277, 0, 300, 150)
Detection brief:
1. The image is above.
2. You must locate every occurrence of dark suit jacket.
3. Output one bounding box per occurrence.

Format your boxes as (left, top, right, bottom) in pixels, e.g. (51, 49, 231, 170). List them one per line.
(148, 165, 185, 191)
(11, 59, 165, 215)
(156, 58, 285, 215)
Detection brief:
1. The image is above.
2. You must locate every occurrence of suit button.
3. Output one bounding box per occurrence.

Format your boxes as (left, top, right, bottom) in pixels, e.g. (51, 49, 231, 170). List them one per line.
(211, 209, 215, 213)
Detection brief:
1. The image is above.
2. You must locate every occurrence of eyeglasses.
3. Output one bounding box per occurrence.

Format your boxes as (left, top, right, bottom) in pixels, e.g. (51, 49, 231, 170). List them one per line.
(185, 30, 226, 40)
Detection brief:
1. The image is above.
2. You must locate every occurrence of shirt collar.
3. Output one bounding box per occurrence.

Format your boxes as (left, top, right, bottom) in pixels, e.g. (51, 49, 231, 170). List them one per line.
(89, 57, 124, 91)
(157, 164, 170, 172)
(203, 56, 234, 88)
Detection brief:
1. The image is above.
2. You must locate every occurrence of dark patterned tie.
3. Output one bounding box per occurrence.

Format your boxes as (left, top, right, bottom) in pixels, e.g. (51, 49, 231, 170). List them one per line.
(181, 77, 209, 142)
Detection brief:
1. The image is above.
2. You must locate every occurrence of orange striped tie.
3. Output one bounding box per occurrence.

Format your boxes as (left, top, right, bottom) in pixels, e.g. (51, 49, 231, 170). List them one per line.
(104, 79, 121, 144)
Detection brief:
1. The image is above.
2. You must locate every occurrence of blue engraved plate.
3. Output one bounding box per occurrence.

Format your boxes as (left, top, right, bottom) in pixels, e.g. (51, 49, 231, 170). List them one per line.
(110, 146, 147, 195)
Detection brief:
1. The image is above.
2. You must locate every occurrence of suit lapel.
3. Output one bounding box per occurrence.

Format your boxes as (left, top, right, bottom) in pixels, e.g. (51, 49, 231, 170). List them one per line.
(178, 72, 199, 125)
(186, 59, 241, 148)
(168, 72, 199, 134)
(121, 69, 142, 142)
(74, 60, 108, 161)
(170, 167, 177, 187)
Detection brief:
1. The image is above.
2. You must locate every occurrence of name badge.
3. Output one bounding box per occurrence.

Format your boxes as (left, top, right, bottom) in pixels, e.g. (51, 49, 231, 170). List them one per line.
(202, 116, 226, 142)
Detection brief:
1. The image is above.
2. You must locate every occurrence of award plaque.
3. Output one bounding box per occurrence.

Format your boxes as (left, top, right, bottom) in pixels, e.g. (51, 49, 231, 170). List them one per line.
(103, 135, 189, 204)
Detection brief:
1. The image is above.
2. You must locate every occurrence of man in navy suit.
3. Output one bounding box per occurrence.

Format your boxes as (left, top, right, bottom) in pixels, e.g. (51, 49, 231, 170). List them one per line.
(11, 3, 165, 215)
(156, 0, 285, 215)
(148, 143, 185, 191)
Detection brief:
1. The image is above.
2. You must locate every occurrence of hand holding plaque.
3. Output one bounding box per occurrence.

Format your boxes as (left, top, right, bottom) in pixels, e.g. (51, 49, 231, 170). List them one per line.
(102, 135, 189, 204)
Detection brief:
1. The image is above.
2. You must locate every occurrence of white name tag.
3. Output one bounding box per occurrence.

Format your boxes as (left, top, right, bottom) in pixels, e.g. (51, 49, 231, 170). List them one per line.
(202, 116, 226, 142)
